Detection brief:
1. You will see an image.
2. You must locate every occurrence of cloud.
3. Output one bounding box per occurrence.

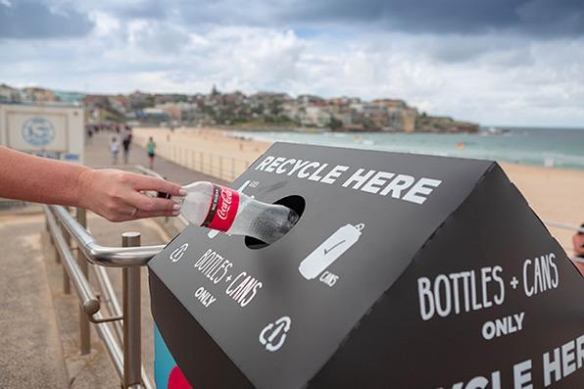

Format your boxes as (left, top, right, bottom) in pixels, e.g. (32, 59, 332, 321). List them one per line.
(93, 0, 168, 20)
(1, 0, 583, 127)
(128, 21, 192, 55)
(285, 0, 584, 38)
(0, 1, 94, 39)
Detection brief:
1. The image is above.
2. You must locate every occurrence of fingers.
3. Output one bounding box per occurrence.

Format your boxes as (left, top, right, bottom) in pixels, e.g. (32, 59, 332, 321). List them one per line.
(119, 206, 179, 222)
(129, 173, 185, 197)
(107, 171, 183, 219)
(107, 200, 180, 222)
(125, 190, 181, 214)
(79, 169, 185, 223)
(132, 207, 181, 220)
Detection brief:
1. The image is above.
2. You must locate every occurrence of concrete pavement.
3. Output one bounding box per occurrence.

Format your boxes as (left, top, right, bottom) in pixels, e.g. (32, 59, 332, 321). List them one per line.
(0, 214, 69, 389)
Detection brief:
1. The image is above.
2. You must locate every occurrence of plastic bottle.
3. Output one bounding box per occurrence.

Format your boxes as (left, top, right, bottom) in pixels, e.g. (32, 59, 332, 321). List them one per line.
(177, 181, 299, 244)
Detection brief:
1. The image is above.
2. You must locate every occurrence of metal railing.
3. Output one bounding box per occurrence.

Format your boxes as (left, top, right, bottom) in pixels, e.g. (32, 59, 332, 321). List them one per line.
(132, 133, 251, 182)
(44, 204, 161, 389)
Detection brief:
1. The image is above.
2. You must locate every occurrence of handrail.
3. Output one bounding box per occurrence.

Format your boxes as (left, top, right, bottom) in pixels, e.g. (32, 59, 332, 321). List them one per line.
(543, 220, 584, 233)
(44, 206, 101, 316)
(51, 205, 164, 267)
(44, 204, 155, 388)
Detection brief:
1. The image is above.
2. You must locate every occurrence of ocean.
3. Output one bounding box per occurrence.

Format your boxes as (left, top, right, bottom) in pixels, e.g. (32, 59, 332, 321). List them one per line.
(232, 127, 584, 170)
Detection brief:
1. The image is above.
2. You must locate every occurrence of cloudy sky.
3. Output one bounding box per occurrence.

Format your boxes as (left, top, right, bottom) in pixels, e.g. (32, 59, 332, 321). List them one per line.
(1, 0, 583, 127)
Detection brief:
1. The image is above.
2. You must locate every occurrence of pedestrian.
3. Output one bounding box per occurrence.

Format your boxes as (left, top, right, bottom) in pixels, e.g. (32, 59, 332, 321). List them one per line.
(122, 128, 132, 164)
(147, 136, 156, 170)
(0, 146, 184, 222)
(572, 224, 584, 276)
(86, 125, 93, 144)
(110, 136, 120, 165)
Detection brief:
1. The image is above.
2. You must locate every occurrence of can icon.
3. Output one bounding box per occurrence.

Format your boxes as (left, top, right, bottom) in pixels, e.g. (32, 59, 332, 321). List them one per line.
(299, 223, 364, 280)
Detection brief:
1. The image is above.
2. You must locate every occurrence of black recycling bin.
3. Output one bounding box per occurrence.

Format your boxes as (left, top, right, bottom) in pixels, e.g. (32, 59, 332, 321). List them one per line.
(149, 142, 584, 389)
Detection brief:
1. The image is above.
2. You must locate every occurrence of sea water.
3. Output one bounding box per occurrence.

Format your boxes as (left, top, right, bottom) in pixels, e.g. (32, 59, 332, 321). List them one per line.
(233, 127, 584, 170)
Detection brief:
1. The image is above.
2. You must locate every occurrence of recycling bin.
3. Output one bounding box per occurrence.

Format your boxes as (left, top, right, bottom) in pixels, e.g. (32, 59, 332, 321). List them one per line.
(149, 142, 584, 388)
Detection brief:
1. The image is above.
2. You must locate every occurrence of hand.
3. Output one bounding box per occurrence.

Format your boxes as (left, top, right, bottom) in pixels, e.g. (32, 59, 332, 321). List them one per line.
(77, 169, 185, 222)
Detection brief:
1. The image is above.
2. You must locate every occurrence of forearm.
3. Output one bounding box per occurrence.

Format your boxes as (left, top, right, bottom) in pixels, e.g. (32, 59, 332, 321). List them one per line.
(0, 146, 88, 207)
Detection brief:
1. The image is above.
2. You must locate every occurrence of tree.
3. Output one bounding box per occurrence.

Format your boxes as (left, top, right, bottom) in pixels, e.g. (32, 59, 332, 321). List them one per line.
(330, 117, 344, 131)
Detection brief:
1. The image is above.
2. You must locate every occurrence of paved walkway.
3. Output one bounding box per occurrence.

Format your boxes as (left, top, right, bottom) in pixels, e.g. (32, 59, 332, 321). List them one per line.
(0, 130, 231, 388)
(0, 214, 69, 389)
(86, 130, 228, 186)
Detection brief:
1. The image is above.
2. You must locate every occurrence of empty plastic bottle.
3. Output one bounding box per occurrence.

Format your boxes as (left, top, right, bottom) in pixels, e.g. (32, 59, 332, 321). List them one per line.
(177, 181, 299, 244)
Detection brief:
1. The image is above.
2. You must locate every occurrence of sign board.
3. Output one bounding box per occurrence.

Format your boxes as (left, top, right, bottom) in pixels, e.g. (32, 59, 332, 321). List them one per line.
(0, 104, 84, 163)
(149, 142, 584, 389)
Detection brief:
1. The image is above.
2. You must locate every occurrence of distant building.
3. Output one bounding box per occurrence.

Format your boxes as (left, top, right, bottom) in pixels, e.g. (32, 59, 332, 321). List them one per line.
(297, 94, 325, 107)
(53, 91, 85, 104)
(22, 87, 58, 103)
(328, 96, 361, 106)
(300, 106, 331, 127)
(138, 108, 171, 123)
(371, 98, 407, 109)
(248, 92, 290, 109)
(400, 108, 418, 133)
(127, 91, 151, 110)
(222, 91, 247, 106)
(81, 94, 109, 108)
(0, 84, 21, 103)
(108, 95, 128, 113)
(0, 83, 477, 133)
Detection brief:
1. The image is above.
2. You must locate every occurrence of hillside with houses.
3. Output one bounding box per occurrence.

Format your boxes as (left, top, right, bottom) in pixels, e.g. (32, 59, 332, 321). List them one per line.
(0, 83, 479, 133)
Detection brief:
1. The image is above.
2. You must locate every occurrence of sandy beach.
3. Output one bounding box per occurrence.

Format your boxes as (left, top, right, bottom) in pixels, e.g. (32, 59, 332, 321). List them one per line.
(133, 127, 584, 255)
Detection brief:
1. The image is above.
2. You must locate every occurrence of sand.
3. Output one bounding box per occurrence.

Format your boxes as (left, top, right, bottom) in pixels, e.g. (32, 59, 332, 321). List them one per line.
(133, 127, 584, 256)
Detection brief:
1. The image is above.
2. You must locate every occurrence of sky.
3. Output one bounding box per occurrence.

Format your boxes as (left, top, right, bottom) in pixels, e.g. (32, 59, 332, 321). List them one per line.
(1, 0, 583, 128)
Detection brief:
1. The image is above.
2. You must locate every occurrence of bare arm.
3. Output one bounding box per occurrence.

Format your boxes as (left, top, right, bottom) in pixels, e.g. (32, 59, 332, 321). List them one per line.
(0, 146, 184, 221)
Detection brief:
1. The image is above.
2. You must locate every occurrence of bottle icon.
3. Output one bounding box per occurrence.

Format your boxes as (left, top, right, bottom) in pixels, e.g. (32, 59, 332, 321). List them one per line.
(178, 181, 299, 244)
(298, 223, 364, 280)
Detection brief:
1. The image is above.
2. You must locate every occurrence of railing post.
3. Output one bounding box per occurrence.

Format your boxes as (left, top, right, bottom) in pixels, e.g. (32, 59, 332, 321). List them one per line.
(77, 207, 91, 355)
(232, 158, 235, 182)
(122, 232, 142, 388)
(219, 156, 224, 181)
(61, 217, 71, 295)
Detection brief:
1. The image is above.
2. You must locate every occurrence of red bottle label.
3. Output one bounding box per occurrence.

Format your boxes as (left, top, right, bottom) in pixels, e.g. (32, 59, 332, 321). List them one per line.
(201, 185, 240, 232)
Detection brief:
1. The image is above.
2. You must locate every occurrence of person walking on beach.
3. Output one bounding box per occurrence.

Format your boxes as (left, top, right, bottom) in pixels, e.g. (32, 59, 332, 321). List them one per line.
(110, 136, 120, 165)
(572, 225, 584, 276)
(147, 136, 156, 170)
(122, 127, 132, 164)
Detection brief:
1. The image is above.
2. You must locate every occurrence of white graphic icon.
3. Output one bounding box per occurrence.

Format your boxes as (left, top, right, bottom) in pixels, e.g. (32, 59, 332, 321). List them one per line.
(21, 117, 56, 147)
(207, 180, 253, 239)
(299, 223, 364, 280)
(169, 243, 189, 262)
(259, 316, 291, 352)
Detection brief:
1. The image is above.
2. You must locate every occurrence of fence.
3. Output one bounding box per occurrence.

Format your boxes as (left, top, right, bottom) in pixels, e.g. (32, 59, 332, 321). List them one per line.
(133, 133, 251, 182)
(45, 204, 161, 388)
(42, 165, 190, 388)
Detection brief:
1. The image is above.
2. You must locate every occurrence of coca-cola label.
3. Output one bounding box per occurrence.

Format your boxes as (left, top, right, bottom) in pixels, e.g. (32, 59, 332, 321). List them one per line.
(201, 185, 240, 232)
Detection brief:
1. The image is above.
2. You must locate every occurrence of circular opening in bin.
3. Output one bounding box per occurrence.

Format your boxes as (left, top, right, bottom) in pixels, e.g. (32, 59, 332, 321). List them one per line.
(245, 195, 305, 250)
